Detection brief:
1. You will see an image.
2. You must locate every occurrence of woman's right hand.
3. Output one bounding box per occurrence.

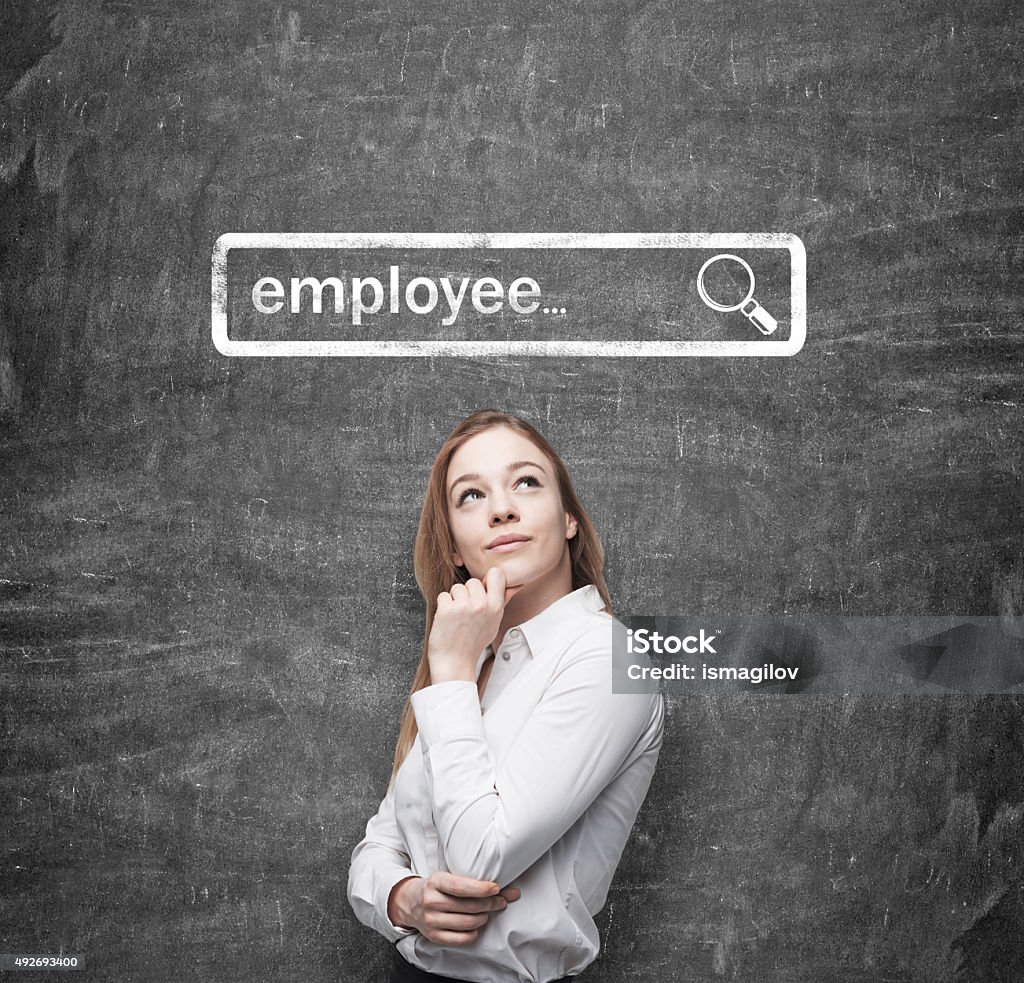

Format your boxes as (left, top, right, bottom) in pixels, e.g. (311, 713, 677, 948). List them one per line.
(387, 872, 521, 945)
(427, 567, 524, 684)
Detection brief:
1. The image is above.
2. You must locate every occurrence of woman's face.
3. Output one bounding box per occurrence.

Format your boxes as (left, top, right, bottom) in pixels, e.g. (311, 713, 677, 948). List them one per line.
(445, 426, 578, 590)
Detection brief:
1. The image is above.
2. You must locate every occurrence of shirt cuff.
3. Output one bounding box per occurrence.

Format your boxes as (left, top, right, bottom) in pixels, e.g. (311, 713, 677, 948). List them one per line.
(411, 681, 484, 748)
(378, 870, 420, 943)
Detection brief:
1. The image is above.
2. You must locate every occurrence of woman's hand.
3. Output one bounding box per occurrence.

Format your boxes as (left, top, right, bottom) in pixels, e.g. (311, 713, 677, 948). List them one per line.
(387, 873, 521, 945)
(428, 567, 522, 684)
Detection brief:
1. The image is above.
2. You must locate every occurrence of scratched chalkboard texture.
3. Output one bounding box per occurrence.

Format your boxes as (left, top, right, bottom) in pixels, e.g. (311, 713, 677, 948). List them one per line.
(1, 0, 1022, 981)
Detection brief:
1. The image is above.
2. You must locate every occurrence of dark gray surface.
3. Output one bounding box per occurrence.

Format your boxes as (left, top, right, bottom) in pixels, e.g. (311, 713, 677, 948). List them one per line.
(1, 0, 1023, 980)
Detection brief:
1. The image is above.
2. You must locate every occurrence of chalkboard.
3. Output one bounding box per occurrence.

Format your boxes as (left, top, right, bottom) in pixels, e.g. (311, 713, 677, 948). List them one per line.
(1, 1, 1022, 980)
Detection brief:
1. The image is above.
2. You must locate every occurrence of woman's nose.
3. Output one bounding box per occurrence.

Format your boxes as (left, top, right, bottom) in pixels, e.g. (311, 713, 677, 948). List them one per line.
(489, 497, 518, 524)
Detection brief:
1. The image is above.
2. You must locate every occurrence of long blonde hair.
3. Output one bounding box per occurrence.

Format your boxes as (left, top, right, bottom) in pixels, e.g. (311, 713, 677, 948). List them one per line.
(389, 410, 612, 786)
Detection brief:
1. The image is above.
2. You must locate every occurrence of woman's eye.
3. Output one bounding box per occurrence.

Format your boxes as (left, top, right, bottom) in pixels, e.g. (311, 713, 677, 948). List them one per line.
(456, 475, 539, 506)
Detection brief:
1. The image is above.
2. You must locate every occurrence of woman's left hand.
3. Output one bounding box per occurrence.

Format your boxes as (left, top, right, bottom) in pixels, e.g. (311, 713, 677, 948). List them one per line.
(428, 567, 522, 684)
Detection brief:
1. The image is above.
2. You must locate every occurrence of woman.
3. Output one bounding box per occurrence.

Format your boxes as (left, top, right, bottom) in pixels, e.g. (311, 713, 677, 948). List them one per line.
(347, 410, 664, 983)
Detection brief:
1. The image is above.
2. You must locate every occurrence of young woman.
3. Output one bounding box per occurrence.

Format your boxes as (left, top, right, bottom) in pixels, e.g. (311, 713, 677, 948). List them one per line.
(348, 410, 664, 983)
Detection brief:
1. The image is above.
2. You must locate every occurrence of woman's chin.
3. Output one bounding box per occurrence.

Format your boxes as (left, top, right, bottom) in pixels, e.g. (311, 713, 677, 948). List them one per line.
(480, 555, 530, 586)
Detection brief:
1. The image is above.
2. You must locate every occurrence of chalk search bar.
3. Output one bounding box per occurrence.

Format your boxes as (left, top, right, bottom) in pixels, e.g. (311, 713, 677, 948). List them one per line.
(211, 232, 806, 357)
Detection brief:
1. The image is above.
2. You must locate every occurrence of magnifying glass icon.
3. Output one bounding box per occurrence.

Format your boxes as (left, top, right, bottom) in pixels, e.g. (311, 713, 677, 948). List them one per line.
(696, 253, 779, 336)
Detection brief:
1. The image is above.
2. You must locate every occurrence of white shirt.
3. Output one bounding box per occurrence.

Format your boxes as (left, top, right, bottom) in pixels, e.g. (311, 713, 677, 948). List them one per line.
(347, 585, 664, 983)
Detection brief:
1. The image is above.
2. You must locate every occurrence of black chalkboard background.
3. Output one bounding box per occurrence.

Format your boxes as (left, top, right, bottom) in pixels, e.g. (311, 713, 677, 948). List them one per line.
(2, 1, 1022, 981)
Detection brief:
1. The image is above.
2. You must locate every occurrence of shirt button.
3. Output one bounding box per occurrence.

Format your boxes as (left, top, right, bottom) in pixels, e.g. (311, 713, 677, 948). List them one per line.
(502, 652, 511, 661)
(509, 628, 520, 638)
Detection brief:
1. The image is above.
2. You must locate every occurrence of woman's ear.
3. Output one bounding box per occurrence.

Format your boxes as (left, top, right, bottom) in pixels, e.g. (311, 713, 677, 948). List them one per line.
(565, 514, 579, 540)
(452, 547, 464, 567)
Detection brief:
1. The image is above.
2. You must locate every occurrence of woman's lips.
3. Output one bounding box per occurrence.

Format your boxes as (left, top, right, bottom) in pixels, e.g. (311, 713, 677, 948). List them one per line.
(487, 539, 530, 553)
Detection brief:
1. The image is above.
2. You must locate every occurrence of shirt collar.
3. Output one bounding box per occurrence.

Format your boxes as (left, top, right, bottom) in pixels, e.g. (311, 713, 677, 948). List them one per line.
(476, 585, 607, 675)
(516, 584, 606, 659)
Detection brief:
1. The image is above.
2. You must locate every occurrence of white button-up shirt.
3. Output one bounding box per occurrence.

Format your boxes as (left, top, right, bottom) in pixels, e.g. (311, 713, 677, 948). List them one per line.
(347, 585, 664, 983)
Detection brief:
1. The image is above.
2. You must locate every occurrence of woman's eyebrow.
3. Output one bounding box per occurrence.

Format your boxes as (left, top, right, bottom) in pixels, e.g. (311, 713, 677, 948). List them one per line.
(448, 460, 547, 496)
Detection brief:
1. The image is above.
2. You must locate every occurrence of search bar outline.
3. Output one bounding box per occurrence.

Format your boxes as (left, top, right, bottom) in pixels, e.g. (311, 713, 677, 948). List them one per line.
(211, 232, 806, 357)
